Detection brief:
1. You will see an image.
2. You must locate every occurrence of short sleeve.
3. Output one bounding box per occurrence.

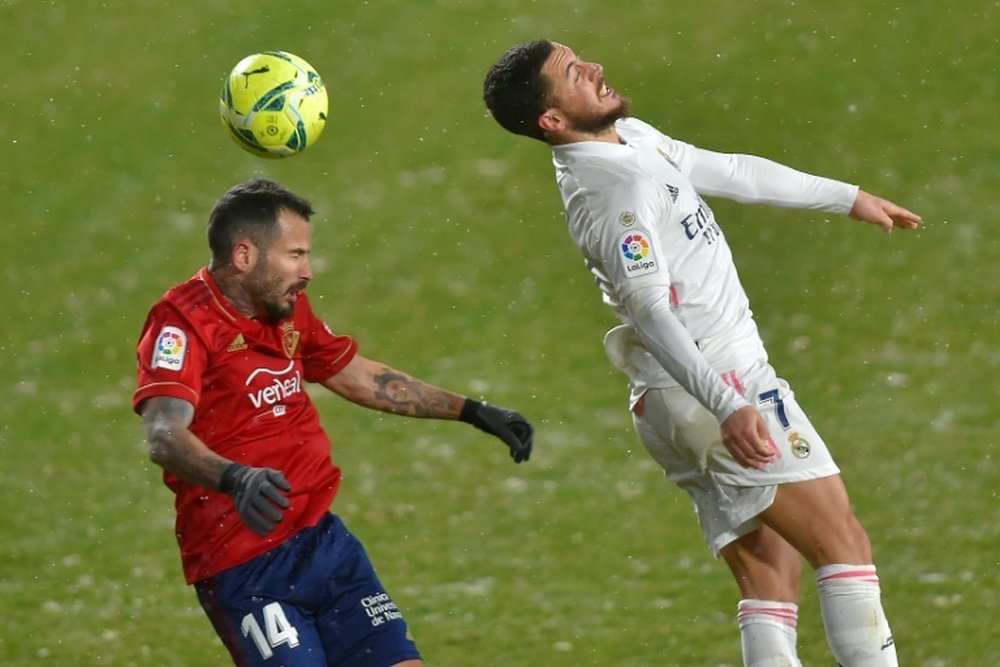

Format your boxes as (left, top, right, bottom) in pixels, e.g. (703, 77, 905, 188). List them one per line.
(299, 301, 358, 383)
(133, 304, 207, 414)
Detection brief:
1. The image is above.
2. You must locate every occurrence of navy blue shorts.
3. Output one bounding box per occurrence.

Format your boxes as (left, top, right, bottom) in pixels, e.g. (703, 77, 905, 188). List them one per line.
(195, 514, 420, 666)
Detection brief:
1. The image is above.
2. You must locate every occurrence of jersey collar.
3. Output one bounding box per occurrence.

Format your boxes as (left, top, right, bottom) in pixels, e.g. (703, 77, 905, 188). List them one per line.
(197, 267, 244, 324)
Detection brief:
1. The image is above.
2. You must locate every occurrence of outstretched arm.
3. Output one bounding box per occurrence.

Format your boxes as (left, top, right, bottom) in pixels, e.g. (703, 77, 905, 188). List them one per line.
(321, 354, 466, 417)
(849, 189, 922, 233)
(321, 354, 533, 462)
(689, 149, 923, 231)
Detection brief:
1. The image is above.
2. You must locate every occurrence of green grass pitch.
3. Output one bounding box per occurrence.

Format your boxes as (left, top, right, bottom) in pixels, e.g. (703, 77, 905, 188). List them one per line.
(1, 1, 997, 664)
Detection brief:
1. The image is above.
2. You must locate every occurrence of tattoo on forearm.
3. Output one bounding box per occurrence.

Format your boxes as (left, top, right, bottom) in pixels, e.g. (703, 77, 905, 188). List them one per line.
(372, 367, 455, 417)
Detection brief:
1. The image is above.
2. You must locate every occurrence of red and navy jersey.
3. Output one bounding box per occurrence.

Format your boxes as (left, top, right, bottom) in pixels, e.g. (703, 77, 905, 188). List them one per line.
(133, 268, 357, 583)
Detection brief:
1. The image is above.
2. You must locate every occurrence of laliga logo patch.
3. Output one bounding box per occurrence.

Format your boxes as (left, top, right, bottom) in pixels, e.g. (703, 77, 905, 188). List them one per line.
(620, 230, 658, 277)
(152, 326, 187, 371)
(622, 233, 649, 260)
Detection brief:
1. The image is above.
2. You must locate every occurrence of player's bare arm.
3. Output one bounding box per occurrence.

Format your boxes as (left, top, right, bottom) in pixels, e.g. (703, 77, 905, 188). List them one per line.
(140, 395, 232, 490)
(322, 353, 534, 463)
(321, 354, 465, 418)
(850, 189, 922, 233)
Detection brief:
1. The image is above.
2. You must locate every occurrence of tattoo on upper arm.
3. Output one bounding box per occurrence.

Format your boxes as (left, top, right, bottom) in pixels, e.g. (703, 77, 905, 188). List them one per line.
(372, 367, 451, 417)
(142, 396, 195, 428)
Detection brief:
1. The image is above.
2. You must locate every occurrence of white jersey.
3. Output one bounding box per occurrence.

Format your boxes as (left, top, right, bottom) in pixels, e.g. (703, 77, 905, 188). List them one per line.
(551, 117, 858, 421)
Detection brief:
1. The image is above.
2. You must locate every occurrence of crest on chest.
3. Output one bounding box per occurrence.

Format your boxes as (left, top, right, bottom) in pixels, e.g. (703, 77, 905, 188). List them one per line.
(280, 322, 300, 358)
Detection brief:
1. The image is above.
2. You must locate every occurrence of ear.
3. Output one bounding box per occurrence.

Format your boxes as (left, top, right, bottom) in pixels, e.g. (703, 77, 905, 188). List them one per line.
(231, 239, 259, 273)
(537, 108, 565, 135)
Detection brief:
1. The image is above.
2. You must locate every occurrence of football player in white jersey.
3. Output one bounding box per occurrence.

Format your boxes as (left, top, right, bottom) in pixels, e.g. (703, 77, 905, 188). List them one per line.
(483, 40, 921, 667)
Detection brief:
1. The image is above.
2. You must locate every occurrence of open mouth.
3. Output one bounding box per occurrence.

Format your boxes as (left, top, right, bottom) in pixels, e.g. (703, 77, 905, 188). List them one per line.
(600, 82, 614, 98)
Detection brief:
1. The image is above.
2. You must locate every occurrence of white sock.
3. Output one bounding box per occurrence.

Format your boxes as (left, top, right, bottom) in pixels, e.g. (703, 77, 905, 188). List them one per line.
(737, 599, 802, 667)
(816, 564, 897, 666)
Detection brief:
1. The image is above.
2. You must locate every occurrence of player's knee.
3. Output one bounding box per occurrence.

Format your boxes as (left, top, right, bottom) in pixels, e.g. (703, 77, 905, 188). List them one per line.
(818, 513, 872, 566)
(849, 515, 873, 562)
(723, 548, 801, 600)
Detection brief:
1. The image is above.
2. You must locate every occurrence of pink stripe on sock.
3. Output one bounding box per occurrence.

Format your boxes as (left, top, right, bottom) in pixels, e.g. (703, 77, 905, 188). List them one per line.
(737, 607, 798, 628)
(817, 568, 880, 586)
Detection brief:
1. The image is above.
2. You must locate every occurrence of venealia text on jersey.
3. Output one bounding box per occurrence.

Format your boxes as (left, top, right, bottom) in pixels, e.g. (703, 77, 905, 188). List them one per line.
(247, 370, 303, 408)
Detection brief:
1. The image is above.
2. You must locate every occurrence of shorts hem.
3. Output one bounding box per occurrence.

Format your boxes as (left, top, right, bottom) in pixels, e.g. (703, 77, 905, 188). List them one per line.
(711, 464, 840, 488)
(709, 516, 765, 558)
(354, 649, 421, 667)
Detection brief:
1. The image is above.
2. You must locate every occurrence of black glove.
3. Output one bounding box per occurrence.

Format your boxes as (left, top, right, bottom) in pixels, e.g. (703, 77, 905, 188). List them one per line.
(460, 399, 534, 463)
(219, 463, 291, 536)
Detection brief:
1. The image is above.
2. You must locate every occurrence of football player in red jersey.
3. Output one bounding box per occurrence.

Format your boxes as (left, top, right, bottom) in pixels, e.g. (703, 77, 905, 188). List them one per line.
(134, 178, 533, 667)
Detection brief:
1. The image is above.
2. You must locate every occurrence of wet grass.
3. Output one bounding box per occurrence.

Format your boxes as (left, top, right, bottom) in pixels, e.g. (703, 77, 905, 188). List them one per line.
(1, 1, 997, 664)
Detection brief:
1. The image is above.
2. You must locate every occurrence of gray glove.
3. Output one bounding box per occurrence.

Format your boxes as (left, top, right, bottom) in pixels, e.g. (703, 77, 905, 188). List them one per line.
(460, 399, 534, 463)
(219, 463, 291, 536)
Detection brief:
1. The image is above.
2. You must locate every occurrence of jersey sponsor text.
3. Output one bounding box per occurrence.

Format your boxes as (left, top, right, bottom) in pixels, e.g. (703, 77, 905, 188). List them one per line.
(680, 197, 723, 245)
(248, 368, 303, 409)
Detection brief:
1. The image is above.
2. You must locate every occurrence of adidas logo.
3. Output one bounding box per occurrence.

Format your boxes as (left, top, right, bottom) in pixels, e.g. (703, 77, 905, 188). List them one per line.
(666, 183, 680, 203)
(227, 334, 248, 352)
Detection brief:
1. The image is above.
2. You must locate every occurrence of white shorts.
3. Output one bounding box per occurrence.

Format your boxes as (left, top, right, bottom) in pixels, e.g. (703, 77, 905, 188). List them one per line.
(631, 360, 840, 556)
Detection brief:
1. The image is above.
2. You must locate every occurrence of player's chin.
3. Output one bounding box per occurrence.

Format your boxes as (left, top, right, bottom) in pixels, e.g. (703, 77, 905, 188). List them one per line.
(264, 297, 296, 320)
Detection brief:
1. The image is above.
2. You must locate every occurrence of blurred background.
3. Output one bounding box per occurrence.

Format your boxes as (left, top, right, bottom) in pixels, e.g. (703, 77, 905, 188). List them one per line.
(1, 0, 997, 664)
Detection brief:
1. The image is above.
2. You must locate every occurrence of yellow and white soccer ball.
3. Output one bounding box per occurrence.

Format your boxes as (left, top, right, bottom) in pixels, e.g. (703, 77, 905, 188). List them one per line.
(219, 51, 328, 158)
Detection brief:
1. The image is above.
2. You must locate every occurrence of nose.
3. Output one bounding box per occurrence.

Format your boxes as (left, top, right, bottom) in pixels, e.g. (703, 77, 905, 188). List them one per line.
(301, 258, 314, 283)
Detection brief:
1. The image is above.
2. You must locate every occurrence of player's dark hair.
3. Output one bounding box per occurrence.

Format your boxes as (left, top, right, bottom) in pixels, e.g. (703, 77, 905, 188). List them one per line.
(207, 178, 314, 266)
(483, 39, 554, 142)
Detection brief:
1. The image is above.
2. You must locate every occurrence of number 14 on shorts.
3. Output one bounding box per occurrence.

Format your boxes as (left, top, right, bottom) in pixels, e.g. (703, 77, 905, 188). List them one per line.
(242, 602, 300, 659)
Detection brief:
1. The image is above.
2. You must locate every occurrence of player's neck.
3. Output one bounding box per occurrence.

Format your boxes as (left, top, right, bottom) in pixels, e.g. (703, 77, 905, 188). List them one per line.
(548, 125, 622, 146)
(209, 266, 258, 319)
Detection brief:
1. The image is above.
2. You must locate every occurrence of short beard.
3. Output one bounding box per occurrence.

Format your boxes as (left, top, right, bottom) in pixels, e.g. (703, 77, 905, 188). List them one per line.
(564, 96, 631, 135)
(260, 293, 293, 321)
(246, 255, 294, 321)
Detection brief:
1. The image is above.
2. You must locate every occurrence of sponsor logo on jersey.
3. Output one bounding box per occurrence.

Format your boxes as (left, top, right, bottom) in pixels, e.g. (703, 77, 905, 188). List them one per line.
(245, 360, 303, 410)
(619, 230, 658, 277)
(362, 592, 404, 627)
(680, 197, 723, 245)
(152, 326, 187, 371)
(227, 333, 247, 352)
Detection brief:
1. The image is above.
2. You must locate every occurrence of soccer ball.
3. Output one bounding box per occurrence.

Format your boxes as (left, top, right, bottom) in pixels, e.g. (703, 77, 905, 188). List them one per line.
(219, 51, 328, 158)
